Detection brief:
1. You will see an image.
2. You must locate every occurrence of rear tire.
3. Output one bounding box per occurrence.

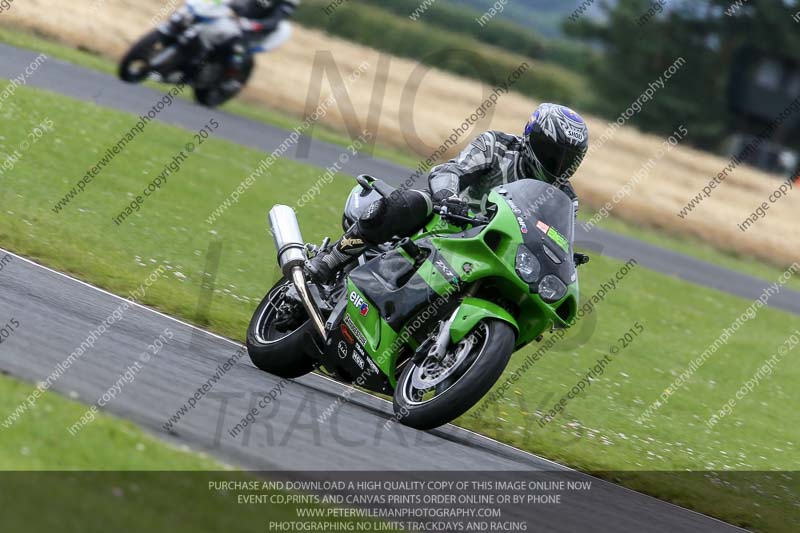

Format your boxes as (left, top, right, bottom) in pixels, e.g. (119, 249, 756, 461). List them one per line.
(246, 278, 318, 379)
(194, 56, 254, 107)
(393, 320, 515, 430)
(119, 30, 169, 83)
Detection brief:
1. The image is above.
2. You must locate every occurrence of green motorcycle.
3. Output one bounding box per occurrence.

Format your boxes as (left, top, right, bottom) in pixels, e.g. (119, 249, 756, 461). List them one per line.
(247, 176, 586, 430)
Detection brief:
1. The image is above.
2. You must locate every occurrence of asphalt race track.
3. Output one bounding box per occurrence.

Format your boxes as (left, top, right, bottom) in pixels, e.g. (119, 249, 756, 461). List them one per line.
(0, 249, 745, 532)
(0, 44, 771, 531)
(2, 44, 797, 315)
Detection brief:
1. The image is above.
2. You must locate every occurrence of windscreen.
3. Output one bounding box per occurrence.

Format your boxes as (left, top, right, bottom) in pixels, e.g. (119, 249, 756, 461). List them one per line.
(498, 180, 576, 283)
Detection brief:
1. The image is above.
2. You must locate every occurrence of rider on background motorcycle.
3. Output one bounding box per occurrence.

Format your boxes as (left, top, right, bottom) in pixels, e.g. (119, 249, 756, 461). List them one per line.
(307, 103, 590, 283)
(222, 0, 300, 90)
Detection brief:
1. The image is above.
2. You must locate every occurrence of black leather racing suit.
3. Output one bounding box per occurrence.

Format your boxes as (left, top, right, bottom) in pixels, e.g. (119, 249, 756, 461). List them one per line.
(219, 0, 298, 84)
(307, 130, 581, 282)
(429, 130, 579, 214)
(231, 0, 299, 36)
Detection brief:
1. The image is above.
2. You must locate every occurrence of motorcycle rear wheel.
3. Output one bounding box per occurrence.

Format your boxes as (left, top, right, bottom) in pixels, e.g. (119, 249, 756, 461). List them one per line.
(246, 277, 318, 379)
(393, 320, 515, 430)
(194, 56, 254, 107)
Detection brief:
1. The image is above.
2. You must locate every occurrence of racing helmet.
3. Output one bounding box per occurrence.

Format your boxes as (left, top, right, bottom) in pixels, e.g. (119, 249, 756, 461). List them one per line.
(523, 103, 589, 185)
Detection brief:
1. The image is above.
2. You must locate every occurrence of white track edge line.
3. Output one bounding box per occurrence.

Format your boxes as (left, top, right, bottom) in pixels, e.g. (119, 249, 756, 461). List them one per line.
(1, 247, 749, 531)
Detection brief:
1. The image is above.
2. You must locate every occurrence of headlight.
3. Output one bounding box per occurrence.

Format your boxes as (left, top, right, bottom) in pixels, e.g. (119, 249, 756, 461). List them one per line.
(538, 275, 567, 303)
(515, 245, 541, 283)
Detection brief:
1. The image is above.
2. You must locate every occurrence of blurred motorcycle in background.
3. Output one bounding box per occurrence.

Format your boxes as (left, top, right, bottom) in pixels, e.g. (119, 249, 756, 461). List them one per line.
(119, 0, 291, 107)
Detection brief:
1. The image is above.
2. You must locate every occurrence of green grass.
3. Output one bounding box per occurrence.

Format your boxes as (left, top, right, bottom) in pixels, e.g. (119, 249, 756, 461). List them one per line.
(2, 82, 799, 531)
(0, 26, 115, 74)
(0, 375, 268, 532)
(460, 252, 800, 532)
(1, 82, 356, 340)
(2, 25, 798, 292)
(0, 374, 222, 470)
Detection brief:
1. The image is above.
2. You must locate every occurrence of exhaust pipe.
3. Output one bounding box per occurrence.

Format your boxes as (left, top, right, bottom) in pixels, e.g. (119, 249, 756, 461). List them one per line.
(268, 205, 327, 341)
(269, 205, 307, 277)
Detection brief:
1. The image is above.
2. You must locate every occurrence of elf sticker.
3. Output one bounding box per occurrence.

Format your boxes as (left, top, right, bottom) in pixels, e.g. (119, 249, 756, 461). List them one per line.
(349, 291, 370, 316)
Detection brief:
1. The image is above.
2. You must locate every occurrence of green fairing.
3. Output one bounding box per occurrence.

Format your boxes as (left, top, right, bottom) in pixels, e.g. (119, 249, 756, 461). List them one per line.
(336, 185, 580, 393)
(449, 298, 519, 343)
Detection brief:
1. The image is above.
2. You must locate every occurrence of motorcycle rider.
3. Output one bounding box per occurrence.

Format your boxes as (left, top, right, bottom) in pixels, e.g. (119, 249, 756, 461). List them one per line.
(307, 103, 590, 283)
(221, 0, 300, 91)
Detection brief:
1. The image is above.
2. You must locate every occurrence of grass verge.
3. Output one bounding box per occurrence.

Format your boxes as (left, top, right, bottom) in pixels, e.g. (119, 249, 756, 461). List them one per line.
(1, 25, 794, 292)
(0, 373, 221, 470)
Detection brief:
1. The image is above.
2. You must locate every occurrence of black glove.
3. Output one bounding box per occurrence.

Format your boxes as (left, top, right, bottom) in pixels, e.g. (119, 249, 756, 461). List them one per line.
(438, 196, 469, 218)
(432, 188, 456, 204)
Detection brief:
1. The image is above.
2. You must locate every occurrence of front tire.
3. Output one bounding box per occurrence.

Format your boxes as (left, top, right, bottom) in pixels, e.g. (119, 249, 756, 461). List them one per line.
(247, 278, 318, 379)
(393, 320, 515, 430)
(119, 30, 169, 83)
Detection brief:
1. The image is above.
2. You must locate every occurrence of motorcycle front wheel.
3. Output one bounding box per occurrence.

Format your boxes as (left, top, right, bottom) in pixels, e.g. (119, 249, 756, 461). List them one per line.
(119, 30, 171, 83)
(246, 277, 318, 379)
(393, 320, 515, 430)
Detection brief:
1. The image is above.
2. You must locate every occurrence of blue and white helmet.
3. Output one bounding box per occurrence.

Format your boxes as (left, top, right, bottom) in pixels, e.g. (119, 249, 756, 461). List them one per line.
(523, 103, 589, 184)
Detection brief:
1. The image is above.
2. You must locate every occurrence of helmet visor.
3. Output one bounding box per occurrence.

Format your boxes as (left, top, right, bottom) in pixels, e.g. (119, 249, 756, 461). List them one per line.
(527, 137, 585, 183)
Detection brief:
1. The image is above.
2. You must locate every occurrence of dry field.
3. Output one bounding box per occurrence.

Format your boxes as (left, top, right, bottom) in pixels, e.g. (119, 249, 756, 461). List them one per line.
(5, 0, 800, 266)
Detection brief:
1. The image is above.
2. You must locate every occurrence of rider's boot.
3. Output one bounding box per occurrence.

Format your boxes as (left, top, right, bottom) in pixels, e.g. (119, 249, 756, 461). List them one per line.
(306, 225, 368, 283)
(306, 189, 433, 284)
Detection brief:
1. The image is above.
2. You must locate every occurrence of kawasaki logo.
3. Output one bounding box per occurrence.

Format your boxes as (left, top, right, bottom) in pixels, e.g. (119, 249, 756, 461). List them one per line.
(349, 291, 370, 316)
(435, 260, 455, 279)
(434, 259, 459, 286)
